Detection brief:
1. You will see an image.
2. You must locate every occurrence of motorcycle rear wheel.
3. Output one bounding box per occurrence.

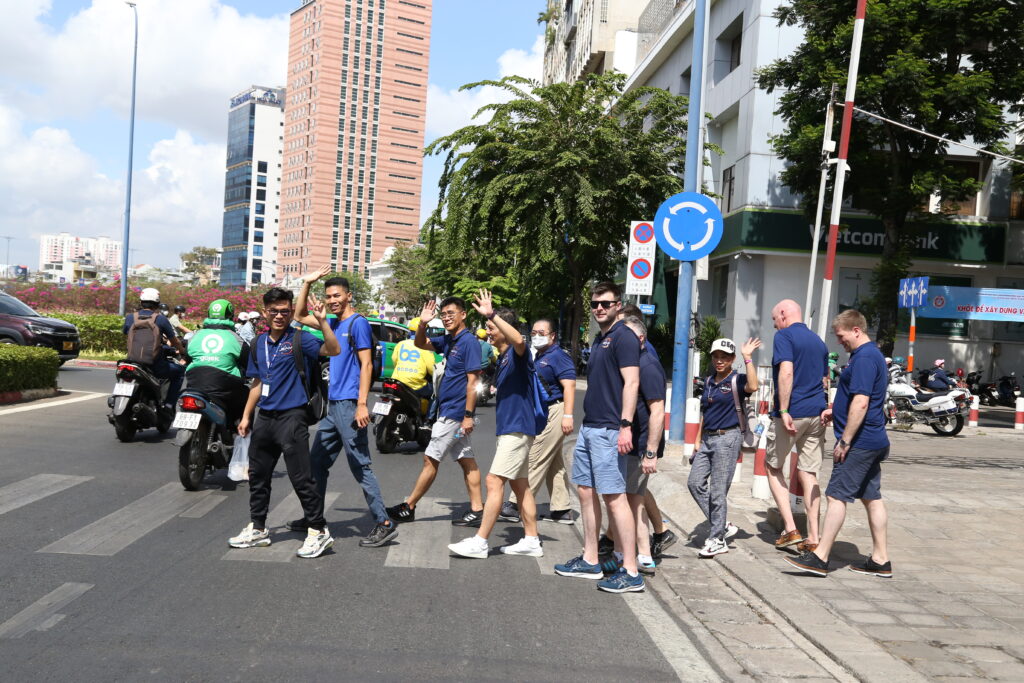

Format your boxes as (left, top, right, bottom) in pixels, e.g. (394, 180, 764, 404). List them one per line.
(930, 414, 964, 437)
(179, 422, 210, 490)
(374, 417, 401, 454)
(113, 414, 137, 443)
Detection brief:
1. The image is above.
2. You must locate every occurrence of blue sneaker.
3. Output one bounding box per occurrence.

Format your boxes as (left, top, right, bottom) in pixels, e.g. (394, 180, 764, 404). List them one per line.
(597, 568, 645, 594)
(553, 555, 603, 580)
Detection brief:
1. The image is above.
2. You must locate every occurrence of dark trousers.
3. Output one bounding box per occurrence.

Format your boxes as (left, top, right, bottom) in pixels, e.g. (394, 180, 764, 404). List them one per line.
(248, 408, 326, 531)
(185, 366, 248, 425)
(150, 358, 184, 406)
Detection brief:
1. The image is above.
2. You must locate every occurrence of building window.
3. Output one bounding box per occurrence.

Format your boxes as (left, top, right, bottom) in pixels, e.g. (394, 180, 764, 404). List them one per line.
(714, 14, 743, 84)
(258, 161, 268, 173)
(257, 175, 267, 187)
(712, 265, 729, 319)
(721, 165, 735, 213)
(255, 203, 265, 215)
(256, 189, 266, 201)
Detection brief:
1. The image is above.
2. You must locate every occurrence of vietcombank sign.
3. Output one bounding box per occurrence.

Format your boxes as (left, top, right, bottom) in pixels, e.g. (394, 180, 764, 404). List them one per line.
(718, 209, 1006, 264)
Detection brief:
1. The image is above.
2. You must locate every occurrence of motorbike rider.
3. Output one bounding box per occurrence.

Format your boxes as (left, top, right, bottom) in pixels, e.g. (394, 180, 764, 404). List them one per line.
(889, 356, 906, 382)
(391, 317, 436, 414)
(168, 305, 190, 337)
(925, 359, 958, 392)
(122, 288, 186, 410)
(827, 351, 841, 385)
(184, 299, 250, 425)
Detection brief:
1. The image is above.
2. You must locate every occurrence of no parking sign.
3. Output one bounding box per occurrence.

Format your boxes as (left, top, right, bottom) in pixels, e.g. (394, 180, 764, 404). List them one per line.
(626, 221, 655, 295)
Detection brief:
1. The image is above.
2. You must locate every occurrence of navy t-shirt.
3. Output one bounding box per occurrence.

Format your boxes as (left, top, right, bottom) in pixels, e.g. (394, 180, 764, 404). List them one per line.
(926, 368, 955, 391)
(535, 345, 575, 403)
(632, 349, 667, 456)
(701, 371, 751, 431)
(327, 314, 372, 401)
(583, 321, 641, 429)
(246, 328, 323, 411)
(832, 343, 889, 450)
(494, 346, 544, 436)
(123, 310, 177, 341)
(772, 322, 828, 418)
(430, 329, 480, 421)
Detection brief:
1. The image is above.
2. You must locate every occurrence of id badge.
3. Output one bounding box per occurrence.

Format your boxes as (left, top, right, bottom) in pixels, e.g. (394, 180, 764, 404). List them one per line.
(261, 383, 270, 397)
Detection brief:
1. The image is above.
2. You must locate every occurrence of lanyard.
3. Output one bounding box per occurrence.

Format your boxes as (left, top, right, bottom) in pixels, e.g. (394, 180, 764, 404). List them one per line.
(263, 330, 289, 382)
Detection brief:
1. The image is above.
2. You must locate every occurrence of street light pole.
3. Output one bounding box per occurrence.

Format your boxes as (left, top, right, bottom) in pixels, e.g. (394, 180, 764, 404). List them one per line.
(1, 236, 13, 279)
(118, 1, 139, 316)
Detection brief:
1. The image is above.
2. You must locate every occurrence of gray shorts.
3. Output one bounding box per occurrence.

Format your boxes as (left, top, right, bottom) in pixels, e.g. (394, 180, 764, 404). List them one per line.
(624, 456, 650, 495)
(424, 417, 475, 462)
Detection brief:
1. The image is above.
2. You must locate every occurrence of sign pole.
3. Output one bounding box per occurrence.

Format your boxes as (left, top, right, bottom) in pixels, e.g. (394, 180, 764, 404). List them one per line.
(668, 0, 708, 442)
(907, 306, 916, 373)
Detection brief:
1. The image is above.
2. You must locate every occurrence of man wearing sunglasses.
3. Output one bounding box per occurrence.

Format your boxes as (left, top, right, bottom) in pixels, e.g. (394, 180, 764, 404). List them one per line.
(554, 281, 643, 593)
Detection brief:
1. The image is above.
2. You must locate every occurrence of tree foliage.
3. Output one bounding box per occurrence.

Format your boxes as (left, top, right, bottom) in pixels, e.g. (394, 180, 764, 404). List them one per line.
(380, 244, 436, 312)
(180, 246, 220, 284)
(424, 71, 702, 355)
(758, 0, 1024, 351)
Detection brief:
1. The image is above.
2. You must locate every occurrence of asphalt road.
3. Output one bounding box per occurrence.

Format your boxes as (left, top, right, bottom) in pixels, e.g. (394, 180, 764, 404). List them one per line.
(0, 366, 707, 681)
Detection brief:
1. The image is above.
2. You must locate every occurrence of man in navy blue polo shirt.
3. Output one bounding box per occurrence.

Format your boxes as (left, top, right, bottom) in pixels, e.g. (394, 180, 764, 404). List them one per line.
(501, 317, 576, 525)
(228, 287, 341, 559)
(786, 309, 892, 578)
(293, 265, 398, 549)
(767, 298, 829, 553)
(554, 281, 643, 594)
(386, 296, 484, 527)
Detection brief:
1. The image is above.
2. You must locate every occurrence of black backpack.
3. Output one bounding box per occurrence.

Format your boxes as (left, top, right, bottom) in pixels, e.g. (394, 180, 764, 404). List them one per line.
(292, 329, 328, 423)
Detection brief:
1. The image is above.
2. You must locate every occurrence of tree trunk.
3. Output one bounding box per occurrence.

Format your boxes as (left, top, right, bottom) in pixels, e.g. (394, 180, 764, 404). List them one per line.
(874, 215, 908, 356)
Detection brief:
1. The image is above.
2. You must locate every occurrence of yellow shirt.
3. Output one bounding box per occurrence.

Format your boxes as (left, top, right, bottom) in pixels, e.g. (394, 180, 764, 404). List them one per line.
(391, 339, 435, 391)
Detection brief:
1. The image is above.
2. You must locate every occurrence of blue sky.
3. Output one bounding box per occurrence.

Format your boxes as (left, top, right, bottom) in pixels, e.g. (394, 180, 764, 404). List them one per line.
(0, 0, 543, 269)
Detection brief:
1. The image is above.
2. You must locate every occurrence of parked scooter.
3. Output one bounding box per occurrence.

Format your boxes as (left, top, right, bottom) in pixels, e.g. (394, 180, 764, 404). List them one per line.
(106, 354, 175, 442)
(172, 389, 240, 491)
(886, 367, 971, 436)
(965, 369, 985, 396)
(995, 372, 1021, 407)
(475, 365, 495, 406)
(372, 378, 434, 453)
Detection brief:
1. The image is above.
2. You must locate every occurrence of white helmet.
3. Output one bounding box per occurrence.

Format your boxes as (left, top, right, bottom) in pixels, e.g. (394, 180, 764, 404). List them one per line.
(237, 312, 250, 322)
(248, 311, 260, 319)
(140, 288, 160, 303)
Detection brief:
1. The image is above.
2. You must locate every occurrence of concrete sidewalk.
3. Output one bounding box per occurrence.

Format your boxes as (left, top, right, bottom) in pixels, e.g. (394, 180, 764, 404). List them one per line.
(647, 424, 1024, 681)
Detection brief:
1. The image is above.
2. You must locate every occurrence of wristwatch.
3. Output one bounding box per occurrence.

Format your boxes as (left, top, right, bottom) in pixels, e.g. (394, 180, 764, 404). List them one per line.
(642, 450, 658, 460)
(464, 410, 475, 418)
(838, 439, 849, 448)
(620, 419, 633, 428)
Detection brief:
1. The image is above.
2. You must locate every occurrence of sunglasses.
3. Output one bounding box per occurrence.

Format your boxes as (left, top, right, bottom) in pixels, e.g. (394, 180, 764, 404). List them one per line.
(266, 309, 292, 318)
(590, 300, 620, 310)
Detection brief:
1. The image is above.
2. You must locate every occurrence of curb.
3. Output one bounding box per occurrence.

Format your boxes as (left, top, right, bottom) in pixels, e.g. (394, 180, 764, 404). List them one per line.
(67, 359, 117, 368)
(0, 387, 59, 405)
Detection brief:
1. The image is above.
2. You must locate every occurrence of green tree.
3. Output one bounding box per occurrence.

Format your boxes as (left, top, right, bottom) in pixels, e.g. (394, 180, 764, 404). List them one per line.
(380, 244, 437, 311)
(758, 0, 1024, 352)
(180, 246, 220, 284)
(425, 71, 703, 356)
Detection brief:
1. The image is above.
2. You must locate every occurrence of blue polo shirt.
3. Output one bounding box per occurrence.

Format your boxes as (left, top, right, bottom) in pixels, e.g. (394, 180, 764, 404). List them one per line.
(123, 310, 177, 341)
(535, 344, 575, 403)
(772, 322, 828, 418)
(583, 321, 641, 429)
(430, 329, 480, 421)
(632, 349, 667, 456)
(246, 328, 323, 411)
(327, 314, 372, 401)
(832, 342, 889, 449)
(701, 371, 751, 431)
(494, 346, 545, 436)
(926, 367, 955, 391)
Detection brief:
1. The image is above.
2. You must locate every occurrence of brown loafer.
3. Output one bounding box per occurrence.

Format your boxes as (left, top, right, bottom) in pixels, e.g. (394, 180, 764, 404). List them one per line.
(797, 540, 818, 553)
(774, 529, 804, 549)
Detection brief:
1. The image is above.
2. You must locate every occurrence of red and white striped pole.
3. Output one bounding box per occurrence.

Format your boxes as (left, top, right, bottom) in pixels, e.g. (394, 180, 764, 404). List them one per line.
(683, 397, 701, 458)
(1015, 397, 1024, 432)
(815, 0, 868, 339)
(907, 307, 916, 373)
(968, 394, 979, 428)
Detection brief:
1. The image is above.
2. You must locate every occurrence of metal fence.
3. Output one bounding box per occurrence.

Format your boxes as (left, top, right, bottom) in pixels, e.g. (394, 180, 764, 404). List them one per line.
(637, 0, 690, 62)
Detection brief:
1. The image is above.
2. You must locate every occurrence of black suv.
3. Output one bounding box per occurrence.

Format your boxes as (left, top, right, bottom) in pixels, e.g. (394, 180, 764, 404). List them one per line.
(0, 292, 81, 364)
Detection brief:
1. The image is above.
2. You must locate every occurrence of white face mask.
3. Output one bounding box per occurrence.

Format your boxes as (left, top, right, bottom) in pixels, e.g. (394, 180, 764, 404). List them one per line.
(531, 335, 551, 350)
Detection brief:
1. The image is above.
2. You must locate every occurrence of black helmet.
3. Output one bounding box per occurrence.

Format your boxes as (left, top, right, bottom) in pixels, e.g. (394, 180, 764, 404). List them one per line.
(174, 305, 186, 314)
(159, 303, 170, 312)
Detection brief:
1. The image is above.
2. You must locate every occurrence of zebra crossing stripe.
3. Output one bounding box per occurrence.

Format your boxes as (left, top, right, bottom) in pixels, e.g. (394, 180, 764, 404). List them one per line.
(0, 474, 92, 517)
(384, 497, 452, 570)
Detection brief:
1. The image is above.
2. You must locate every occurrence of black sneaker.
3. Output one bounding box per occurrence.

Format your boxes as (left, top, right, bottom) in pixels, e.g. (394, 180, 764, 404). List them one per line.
(597, 534, 615, 556)
(285, 518, 309, 533)
(544, 509, 575, 525)
(386, 502, 415, 524)
(849, 557, 893, 578)
(359, 521, 399, 548)
(784, 551, 830, 577)
(452, 509, 483, 527)
(599, 553, 623, 577)
(650, 529, 678, 558)
(498, 501, 520, 523)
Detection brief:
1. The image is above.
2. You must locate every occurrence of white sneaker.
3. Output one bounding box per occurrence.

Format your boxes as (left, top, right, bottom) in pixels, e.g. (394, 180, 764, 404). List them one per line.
(448, 535, 489, 559)
(500, 536, 543, 557)
(228, 523, 270, 548)
(296, 527, 333, 559)
(724, 522, 739, 540)
(699, 537, 729, 558)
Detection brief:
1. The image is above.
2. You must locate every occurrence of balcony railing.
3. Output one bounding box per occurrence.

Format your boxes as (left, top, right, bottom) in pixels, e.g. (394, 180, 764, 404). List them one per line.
(637, 0, 690, 63)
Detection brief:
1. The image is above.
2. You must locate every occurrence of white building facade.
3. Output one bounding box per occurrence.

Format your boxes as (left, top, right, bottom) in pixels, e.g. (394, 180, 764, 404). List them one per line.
(39, 233, 121, 271)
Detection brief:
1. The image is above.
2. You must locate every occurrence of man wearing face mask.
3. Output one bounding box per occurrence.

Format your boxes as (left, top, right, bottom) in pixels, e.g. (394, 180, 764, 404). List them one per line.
(499, 318, 577, 525)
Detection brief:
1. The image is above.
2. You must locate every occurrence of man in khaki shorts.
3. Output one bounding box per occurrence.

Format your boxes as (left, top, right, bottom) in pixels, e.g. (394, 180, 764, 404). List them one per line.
(448, 291, 547, 559)
(767, 299, 829, 553)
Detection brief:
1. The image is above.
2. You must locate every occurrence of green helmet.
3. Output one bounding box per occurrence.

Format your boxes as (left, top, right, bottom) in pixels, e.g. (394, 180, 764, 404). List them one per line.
(828, 352, 839, 361)
(207, 299, 234, 321)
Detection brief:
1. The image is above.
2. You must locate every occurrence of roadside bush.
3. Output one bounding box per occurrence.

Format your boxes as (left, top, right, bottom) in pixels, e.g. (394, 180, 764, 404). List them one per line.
(46, 313, 124, 352)
(0, 346, 60, 393)
(7, 283, 269, 318)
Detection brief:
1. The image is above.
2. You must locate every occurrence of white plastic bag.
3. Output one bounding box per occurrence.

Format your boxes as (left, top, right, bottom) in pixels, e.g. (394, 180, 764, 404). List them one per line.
(227, 434, 250, 482)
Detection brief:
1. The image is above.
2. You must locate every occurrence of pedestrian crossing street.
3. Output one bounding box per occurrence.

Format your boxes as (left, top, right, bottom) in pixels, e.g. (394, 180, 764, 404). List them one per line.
(3, 474, 583, 571)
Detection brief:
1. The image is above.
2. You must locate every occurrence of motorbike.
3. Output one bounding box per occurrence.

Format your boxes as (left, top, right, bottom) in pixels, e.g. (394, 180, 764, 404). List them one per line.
(692, 376, 705, 398)
(965, 369, 985, 397)
(475, 366, 495, 406)
(106, 356, 174, 442)
(372, 378, 433, 453)
(172, 389, 239, 491)
(886, 368, 971, 436)
(995, 372, 1021, 407)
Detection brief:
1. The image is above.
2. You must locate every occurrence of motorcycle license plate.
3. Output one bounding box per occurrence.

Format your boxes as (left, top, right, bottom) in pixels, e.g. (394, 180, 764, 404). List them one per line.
(172, 412, 203, 430)
(112, 381, 136, 397)
(63, 341, 74, 351)
(372, 401, 392, 416)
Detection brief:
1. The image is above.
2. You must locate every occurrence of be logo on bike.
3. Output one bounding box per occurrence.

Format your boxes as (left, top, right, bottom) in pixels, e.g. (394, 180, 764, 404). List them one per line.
(399, 346, 421, 362)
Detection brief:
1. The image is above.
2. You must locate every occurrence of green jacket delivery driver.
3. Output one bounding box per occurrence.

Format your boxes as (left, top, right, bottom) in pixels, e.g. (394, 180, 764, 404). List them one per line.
(185, 299, 251, 424)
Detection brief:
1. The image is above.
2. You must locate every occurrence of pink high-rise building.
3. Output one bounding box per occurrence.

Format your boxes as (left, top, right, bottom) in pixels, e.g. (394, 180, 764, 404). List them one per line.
(278, 0, 431, 279)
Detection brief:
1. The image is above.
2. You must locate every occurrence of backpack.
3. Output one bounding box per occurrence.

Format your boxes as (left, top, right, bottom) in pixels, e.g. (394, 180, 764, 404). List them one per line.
(291, 329, 328, 423)
(917, 369, 931, 386)
(126, 311, 162, 365)
(342, 314, 382, 384)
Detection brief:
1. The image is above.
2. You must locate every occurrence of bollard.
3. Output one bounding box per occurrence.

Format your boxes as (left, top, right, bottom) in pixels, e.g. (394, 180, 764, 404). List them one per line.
(1016, 397, 1024, 431)
(664, 386, 672, 431)
(828, 387, 837, 408)
(968, 394, 979, 428)
(751, 430, 770, 500)
(788, 445, 805, 514)
(683, 397, 701, 457)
